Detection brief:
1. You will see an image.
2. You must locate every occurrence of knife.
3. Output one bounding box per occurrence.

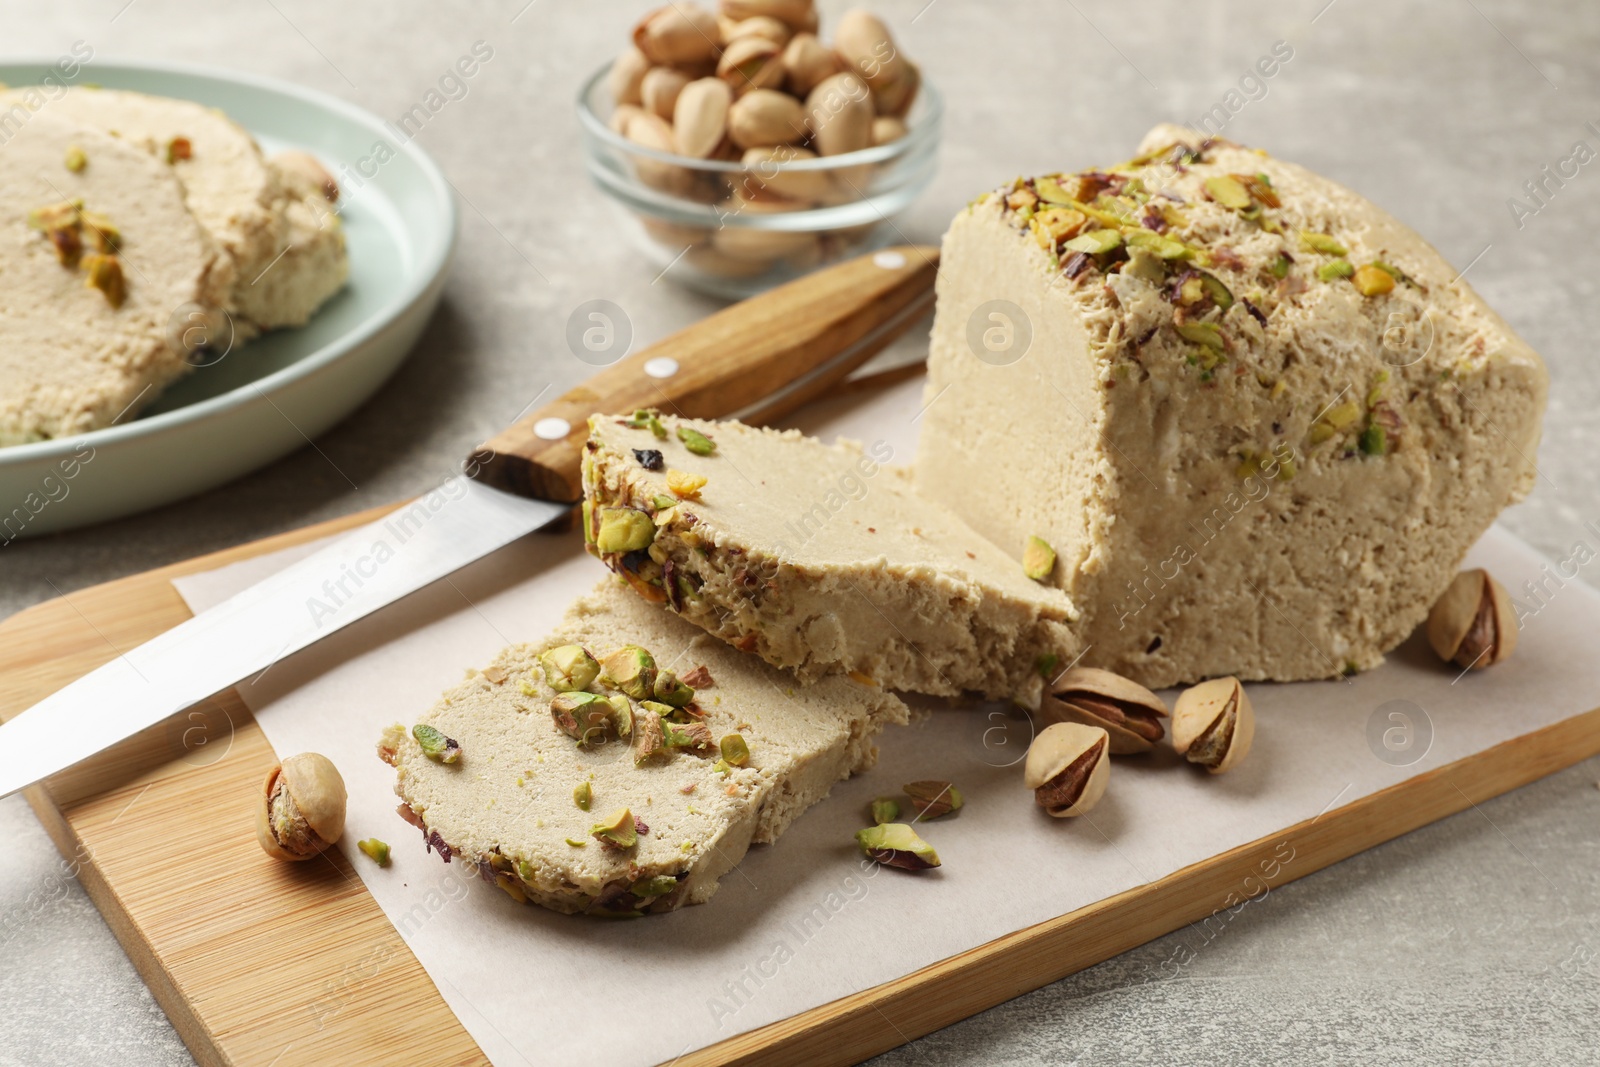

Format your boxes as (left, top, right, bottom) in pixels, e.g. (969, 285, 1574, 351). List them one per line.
(0, 246, 938, 798)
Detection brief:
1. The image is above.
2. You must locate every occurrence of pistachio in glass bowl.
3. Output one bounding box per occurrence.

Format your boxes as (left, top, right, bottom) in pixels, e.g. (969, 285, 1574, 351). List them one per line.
(577, 4, 941, 298)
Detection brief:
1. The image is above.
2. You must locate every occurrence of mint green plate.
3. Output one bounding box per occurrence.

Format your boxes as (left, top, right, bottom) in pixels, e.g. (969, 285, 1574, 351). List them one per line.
(0, 59, 456, 539)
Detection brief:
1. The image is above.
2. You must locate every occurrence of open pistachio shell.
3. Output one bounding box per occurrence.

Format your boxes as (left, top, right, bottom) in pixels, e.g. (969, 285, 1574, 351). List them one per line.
(256, 752, 346, 861)
(1426, 568, 1517, 670)
(1024, 722, 1110, 817)
(1172, 677, 1254, 774)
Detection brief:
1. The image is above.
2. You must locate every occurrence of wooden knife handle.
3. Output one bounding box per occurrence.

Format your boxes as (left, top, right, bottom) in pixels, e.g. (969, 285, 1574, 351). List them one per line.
(470, 245, 938, 502)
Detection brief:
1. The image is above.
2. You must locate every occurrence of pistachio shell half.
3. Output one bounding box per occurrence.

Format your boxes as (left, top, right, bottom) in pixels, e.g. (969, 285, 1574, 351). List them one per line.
(1024, 723, 1109, 817)
(256, 752, 346, 861)
(1043, 667, 1168, 755)
(1171, 676, 1254, 774)
(1426, 568, 1517, 670)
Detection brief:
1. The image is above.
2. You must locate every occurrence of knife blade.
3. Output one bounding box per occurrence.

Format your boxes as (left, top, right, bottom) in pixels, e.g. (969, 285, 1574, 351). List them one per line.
(0, 245, 938, 799)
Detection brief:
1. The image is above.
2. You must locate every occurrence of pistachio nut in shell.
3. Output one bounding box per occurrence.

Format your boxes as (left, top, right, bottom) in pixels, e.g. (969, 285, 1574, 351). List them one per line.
(632, 4, 720, 66)
(727, 88, 807, 149)
(834, 8, 905, 89)
(1172, 676, 1254, 774)
(781, 32, 841, 97)
(872, 60, 920, 118)
(256, 752, 346, 861)
(720, 14, 791, 47)
(717, 36, 786, 96)
(719, 0, 815, 30)
(871, 116, 907, 145)
(1043, 666, 1169, 755)
(608, 46, 651, 107)
(804, 72, 873, 156)
(623, 112, 697, 197)
(711, 224, 818, 263)
(673, 77, 733, 159)
(608, 103, 646, 136)
(640, 66, 690, 119)
(734, 145, 831, 203)
(1426, 568, 1517, 670)
(1024, 723, 1109, 817)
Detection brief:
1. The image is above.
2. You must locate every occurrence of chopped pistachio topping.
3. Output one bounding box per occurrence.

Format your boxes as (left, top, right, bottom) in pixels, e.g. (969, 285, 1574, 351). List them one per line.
(412, 723, 461, 763)
(565, 837, 588, 848)
(1175, 321, 1224, 350)
(626, 408, 667, 438)
(64, 145, 87, 172)
(1359, 424, 1388, 456)
(676, 425, 717, 455)
(869, 797, 901, 825)
(573, 781, 592, 811)
(1352, 264, 1396, 296)
(1062, 228, 1123, 255)
(631, 875, 678, 898)
(591, 807, 638, 849)
(540, 644, 600, 692)
(356, 838, 390, 866)
(595, 507, 655, 554)
(82, 254, 126, 309)
(855, 823, 940, 870)
(1022, 535, 1056, 581)
(666, 468, 708, 499)
(1270, 253, 1292, 279)
(1299, 231, 1347, 256)
(1203, 175, 1253, 210)
(1316, 259, 1354, 282)
(719, 733, 750, 767)
(651, 669, 695, 707)
(599, 645, 657, 700)
(1035, 653, 1060, 680)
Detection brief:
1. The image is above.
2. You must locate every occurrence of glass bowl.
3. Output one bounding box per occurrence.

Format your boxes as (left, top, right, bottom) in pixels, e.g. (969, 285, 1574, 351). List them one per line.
(577, 64, 941, 299)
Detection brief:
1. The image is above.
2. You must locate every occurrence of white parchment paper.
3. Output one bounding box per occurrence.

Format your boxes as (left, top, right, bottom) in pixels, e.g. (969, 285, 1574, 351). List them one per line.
(173, 377, 1600, 1067)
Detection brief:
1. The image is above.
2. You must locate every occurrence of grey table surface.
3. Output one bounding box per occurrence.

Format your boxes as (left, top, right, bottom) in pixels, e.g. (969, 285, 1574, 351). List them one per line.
(3, 1, 1599, 1064)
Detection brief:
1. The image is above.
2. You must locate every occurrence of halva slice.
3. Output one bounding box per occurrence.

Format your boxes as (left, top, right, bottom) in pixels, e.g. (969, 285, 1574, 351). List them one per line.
(1, 87, 347, 332)
(915, 123, 1547, 687)
(582, 413, 1080, 704)
(381, 580, 907, 916)
(235, 152, 349, 329)
(0, 115, 229, 444)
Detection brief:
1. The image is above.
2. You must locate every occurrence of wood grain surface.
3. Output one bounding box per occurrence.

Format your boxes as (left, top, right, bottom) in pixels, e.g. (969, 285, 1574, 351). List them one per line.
(3, 511, 1597, 1067)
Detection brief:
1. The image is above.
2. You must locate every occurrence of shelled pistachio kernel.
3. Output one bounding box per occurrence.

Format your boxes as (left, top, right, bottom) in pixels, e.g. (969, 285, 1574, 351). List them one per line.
(666, 468, 708, 499)
(652, 669, 696, 707)
(662, 716, 713, 753)
(1023, 535, 1056, 581)
(595, 507, 655, 553)
(412, 723, 461, 763)
(903, 780, 963, 820)
(632, 875, 678, 898)
(719, 733, 750, 766)
(550, 691, 614, 745)
(1352, 264, 1396, 296)
(64, 144, 87, 172)
(855, 823, 940, 870)
(869, 796, 900, 824)
(599, 645, 657, 699)
(1204, 174, 1253, 210)
(626, 408, 667, 438)
(357, 838, 390, 866)
(573, 781, 593, 811)
(540, 644, 600, 692)
(591, 807, 638, 849)
(677, 425, 717, 455)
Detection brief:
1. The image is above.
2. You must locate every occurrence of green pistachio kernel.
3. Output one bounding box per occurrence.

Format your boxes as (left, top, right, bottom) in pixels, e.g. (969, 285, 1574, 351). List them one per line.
(662, 718, 712, 752)
(599, 645, 657, 699)
(631, 875, 679, 898)
(412, 723, 461, 764)
(626, 409, 667, 438)
(652, 670, 696, 708)
(855, 823, 941, 870)
(357, 838, 390, 866)
(1125, 229, 1193, 260)
(1359, 424, 1388, 456)
(595, 507, 655, 554)
(1204, 175, 1254, 210)
(651, 494, 678, 510)
(605, 693, 634, 738)
(573, 781, 592, 811)
(64, 145, 87, 173)
(869, 797, 901, 825)
(1175, 321, 1225, 351)
(550, 691, 614, 745)
(1022, 535, 1056, 581)
(1199, 272, 1234, 310)
(1062, 228, 1123, 255)
(565, 837, 588, 848)
(1270, 253, 1291, 279)
(539, 644, 600, 693)
(1317, 259, 1355, 282)
(719, 733, 750, 767)
(1035, 653, 1060, 680)
(591, 808, 638, 849)
(676, 425, 717, 455)
(1299, 231, 1348, 256)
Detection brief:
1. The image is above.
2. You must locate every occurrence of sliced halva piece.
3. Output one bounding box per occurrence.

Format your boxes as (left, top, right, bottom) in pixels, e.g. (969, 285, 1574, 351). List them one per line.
(582, 413, 1081, 704)
(0, 87, 348, 332)
(229, 152, 349, 329)
(0, 115, 229, 444)
(915, 123, 1548, 688)
(382, 580, 907, 916)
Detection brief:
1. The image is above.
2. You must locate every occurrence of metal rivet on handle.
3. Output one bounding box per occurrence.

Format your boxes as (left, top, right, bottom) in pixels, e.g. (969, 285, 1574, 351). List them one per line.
(533, 417, 571, 440)
(644, 357, 679, 379)
(873, 251, 907, 270)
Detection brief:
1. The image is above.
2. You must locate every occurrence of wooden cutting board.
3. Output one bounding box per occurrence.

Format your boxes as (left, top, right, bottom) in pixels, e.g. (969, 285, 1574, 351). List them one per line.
(4, 508, 1599, 1067)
